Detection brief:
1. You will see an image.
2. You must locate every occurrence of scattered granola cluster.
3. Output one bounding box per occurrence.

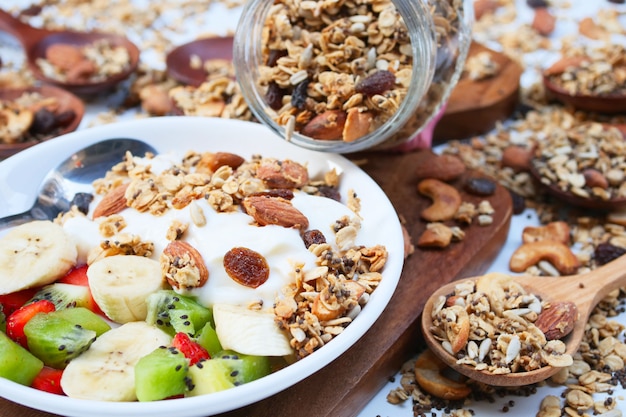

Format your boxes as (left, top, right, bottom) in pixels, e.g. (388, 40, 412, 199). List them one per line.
(36, 41, 131, 84)
(0, 91, 77, 144)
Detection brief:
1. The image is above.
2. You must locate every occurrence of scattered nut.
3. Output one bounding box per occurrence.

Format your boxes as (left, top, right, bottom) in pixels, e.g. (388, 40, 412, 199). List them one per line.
(534, 301, 578, 340)
(92, 183, 130, 218)
(413, 349, 471, 400)
(509, 240, 580, 275)
(417, 223, 453, 249)
(414, 152, 466, 182)
(417, 179, 462, 222)
(522, 221, 571, 245)
(160, 240, 209, 290)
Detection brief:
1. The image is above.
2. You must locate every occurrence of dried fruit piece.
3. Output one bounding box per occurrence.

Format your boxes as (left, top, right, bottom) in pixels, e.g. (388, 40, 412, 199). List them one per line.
(355, 70, 395, 96)
(534, 301, 578, 340)
(265, 81, 285, 110)
(223, 247, 269, 288)
(594, 242, 626, 266)
(464, 177, 496, 196)
(302, 229, 326, 248)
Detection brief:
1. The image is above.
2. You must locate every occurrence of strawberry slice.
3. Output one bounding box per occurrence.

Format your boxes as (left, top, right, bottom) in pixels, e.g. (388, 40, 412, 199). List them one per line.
(57, 264, 89, 286)
(172, 332, 210, 365)
(6, 299, 56, 348)
(31, 366, 65, 395)
(0, 288, 39, 316)
(57, 265, 104, 316)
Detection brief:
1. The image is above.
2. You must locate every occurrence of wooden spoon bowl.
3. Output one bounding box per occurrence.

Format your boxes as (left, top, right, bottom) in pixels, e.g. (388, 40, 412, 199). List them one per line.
(0, 9, 139, 95)
(0, 85, 85, 159)
(421, 254, 626, 386)
(543, 75, 626, 114)
(165, 36, 234, 87)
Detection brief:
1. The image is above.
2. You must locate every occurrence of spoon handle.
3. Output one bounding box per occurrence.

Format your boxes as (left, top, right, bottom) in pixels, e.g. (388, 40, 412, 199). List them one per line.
(0, 210, 36, 231)
(0, 9, 48, 47)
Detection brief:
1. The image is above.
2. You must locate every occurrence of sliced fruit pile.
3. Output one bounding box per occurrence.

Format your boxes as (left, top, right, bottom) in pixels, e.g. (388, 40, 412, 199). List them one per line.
(0, 222, 275, 401)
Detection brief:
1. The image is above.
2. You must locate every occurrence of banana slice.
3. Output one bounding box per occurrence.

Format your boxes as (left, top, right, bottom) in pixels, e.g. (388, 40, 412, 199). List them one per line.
(0, 220, 77, 295)
(61, 321, 171, 401)
(213, 303, 293, 356)
(87, 255, 166, 324)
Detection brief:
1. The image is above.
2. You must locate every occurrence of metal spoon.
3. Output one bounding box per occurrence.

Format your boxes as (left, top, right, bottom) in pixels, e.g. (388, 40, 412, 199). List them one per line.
(420, 254, 626, 386)
(0, 9, 140, 95)
(0, 138, 157, 230)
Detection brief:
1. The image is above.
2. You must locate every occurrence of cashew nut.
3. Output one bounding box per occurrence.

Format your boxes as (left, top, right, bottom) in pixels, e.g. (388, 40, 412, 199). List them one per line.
(413, 349, 471, 400)
(417, 222, 453, 248)
(417, 178, 462, 222)
(522, 221, 571, 245)
(509, 240, 580, 275)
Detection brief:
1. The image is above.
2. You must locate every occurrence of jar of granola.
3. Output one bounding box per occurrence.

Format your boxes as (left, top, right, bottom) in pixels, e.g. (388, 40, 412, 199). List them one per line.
(233, 0, 472, 153)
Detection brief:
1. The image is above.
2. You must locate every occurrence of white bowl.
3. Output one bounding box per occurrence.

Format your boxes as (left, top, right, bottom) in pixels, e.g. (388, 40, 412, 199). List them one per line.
(0, 117, 404, 417)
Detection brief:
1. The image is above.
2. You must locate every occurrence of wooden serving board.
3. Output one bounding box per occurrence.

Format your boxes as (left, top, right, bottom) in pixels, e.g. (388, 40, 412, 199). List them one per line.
(0, 149, 512, 417)
(433, 41, 523, 143)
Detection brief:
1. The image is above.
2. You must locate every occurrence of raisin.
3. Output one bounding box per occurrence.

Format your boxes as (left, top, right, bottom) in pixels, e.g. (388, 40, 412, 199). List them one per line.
(594, 242, 626, 266)
(608, 0, 625, 3)
(316, 185, 341, 201)
(302, 229, 326, 248)
(265, 81, 285, 110)
(355, 70, 396, 96)
(526, 0, 549, 7)
(54, 109, 76, 127)
(29, 108, 57, 135)
(70, 192, 94, 215)
(464, 177, 496, 196)
(508, 189, 526, 215)
(291, 79, 309, 109)
(266, 49, 287, 67)
(223, 247, 269, 288)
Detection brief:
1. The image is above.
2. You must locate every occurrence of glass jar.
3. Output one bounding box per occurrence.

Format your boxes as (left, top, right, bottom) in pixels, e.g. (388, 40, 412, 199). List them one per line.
(234, 0, 472, 153)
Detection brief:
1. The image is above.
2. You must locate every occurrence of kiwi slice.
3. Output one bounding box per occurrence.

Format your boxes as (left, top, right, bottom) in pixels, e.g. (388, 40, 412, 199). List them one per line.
(146, 290, 212, 336)
(196, 322, 222, 357)
(24, 312, 97, 369)
(185, 359, 235, 396)
(135, 346, 188, 401)
(214, 350, 271, 385)
(29, 283, 93, 310)
(52, 307, 111, 336)
(0, 331, 43, 385)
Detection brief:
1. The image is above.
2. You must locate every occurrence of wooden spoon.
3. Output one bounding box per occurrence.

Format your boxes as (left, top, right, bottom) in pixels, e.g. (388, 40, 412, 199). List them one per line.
(0, 9, 139, 95)
(165, 36, 234, 86)
(421, 253, 626, 386)
(0, 85, 84, 159)
(529, 162, 626, 211)
(543, 74, 626, 114)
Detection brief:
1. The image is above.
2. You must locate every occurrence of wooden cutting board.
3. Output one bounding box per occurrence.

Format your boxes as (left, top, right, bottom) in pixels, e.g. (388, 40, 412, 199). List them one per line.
(0, 149, 513, 417)
(433, 41, 523, 143)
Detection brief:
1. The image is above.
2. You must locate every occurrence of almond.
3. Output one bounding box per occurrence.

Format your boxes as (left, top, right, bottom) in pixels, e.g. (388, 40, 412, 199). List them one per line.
(196, 151, 245, 174)
(532, 7, 556, 36)
(414, 152, 466, 182)
(242, 195, 309, 230)
(301, 110, 346, 140)
(93, 183, 130, 218)
(256, 159, 309, 189)
(534, 301, 578, 340)
(45, 44, 85, 71)
(342, 108, 372, 142)
(501, 145, 532, 172)
(582, 168, 609, 190)
(160, 240, 209, 290)
(544, 56, 589, 76)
